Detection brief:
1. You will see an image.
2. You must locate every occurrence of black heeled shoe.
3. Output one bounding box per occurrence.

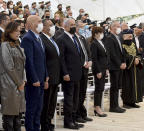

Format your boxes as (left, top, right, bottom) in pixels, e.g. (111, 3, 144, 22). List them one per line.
(94, 110, 107, 117)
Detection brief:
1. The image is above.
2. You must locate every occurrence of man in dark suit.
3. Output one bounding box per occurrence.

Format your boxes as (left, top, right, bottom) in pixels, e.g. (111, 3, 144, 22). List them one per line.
(75, 20, 93, 122)
(21, 15, 49, 131)
(57, 18, 83, 130)
(53, 18, 64, 40)
(40, 19, 61, 131)
(106, 21, 126, 113)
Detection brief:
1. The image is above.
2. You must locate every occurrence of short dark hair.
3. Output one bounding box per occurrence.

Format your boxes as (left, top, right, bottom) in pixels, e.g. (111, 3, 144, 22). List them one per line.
(57, 4, 62, 8)
(2, 21, 21, 45)
(32, 2, 36, 6)
(45, 10, 50, 13)
(0, 13, 7, 25)
(91, 26, 104, 42)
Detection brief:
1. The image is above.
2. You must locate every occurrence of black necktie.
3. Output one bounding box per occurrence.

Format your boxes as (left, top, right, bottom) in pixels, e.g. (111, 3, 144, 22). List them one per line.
(72, 36, 80, 53)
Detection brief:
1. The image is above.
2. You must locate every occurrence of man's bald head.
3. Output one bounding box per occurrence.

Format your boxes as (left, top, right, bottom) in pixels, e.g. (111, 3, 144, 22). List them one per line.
(27, 15, 42, 33)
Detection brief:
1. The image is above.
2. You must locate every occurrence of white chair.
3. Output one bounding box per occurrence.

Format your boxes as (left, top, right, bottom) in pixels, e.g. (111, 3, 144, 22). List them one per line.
(54, 96, 64, 128)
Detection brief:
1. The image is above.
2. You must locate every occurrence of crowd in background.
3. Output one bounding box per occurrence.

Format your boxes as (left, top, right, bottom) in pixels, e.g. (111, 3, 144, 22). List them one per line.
(0, 0, 144, 131)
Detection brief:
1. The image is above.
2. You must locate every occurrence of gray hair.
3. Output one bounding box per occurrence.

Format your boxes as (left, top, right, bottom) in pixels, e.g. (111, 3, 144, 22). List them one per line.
(63, 18, 75, 27)
(110, 21, 120, 28)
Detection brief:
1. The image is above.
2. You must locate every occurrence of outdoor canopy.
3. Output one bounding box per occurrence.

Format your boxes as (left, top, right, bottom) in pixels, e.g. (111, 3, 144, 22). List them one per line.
(12, 0, 144, 20)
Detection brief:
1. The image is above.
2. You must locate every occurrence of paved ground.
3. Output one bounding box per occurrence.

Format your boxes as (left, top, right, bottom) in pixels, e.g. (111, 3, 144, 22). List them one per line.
(55, 98, 144, 131)
(16, 96, 144, 131)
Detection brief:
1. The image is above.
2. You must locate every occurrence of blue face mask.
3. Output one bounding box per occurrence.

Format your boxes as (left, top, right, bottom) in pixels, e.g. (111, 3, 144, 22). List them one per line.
(84, 25, 89, 30)
(79, 28, 84, 35)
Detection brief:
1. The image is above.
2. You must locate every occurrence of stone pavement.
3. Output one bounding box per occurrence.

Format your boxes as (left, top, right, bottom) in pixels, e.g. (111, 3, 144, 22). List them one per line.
(55, 99, 144, 131)
(16, 98, 144, 131)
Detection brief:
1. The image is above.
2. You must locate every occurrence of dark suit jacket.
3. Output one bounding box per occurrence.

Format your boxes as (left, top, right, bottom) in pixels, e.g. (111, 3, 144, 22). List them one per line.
(53, 27, 64, 40)
(21, 30, 48, 86)
(40, 33, 61, 85)
(57, 32, 82, 81)
(106, 33, 125, 71)
(0, 30, 3, 44)
(90, 39, 109, 74)
(79, 35, 91, 64)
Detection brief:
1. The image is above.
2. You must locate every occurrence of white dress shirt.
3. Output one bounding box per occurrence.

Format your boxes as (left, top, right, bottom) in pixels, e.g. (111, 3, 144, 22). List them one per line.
(97, 40, 106, 52)
(135, 36, 140, 49)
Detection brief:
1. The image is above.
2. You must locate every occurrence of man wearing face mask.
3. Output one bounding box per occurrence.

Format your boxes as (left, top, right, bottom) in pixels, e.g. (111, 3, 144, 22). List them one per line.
(45, 1, 53, 19)
(40, 19, 61, 131)
(75, 20, 93, 122)
(21, 15, 49, 131)
(42, 10, 50, 19)
(76, 8, 85, 21)
(106, 21, 126, 113)
(57, 18, 83, 129)
(55, 4, 65, 19)
(39, 4, 45, 18)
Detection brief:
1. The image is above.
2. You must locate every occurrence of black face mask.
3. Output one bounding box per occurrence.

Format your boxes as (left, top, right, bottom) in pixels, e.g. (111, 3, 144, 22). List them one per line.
(124, 40, 132, 45)
(58, 8, 62, 11)
(69, 27, 76, 34)
(20, 28, 25, 35)
(41, 5, 44, 9)
(46, 16, 50, 19)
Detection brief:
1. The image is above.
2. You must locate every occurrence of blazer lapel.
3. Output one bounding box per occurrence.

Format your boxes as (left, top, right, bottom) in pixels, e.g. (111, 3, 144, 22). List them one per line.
(41, 34, 59, 57)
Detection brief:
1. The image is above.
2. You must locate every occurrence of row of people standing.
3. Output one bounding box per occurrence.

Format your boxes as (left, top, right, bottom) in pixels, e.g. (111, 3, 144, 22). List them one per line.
(0, 15, 143, 131)
(0, 16, 93, 131)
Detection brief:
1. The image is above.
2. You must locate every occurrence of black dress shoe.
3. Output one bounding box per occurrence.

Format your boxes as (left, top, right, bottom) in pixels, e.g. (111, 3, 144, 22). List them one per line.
(76, 117, 87, 123)
(94, 110, 107, 117)
(123, 104, 132, 109)
(83, 116, 93, 121)
(129, 103, 140, 108)
(110, 107, 126, 113)
(64, 122, 79, 130)
(74, 122, 84, 128)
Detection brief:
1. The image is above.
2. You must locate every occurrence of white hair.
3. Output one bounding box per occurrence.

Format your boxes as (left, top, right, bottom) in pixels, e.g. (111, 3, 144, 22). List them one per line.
(63, 18, 75, 27)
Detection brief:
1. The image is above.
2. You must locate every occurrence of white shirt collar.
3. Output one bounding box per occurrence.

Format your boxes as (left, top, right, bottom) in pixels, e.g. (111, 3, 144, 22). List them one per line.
(0, 26, 4, 32)
(42, 33, 51, 40)
(31, 30, 39, 39)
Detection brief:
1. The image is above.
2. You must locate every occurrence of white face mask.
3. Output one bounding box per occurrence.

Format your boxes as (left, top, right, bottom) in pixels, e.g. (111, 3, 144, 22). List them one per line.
(19, 14, 23, 19)
(10, 5, 13, 9)
(116, 28, 121, 35)
(36, 23, 43, 33)
(99, 33, 104, 40)
(49, 26, 55, 36)
(0, 4, 3, 8)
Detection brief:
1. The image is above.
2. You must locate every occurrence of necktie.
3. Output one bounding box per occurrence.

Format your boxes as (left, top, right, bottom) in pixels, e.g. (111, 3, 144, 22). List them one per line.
(79, 37, 88, 62)
(37, 37, 44, 52)
(50, 38, 60, 56)
(72, 36, 80, 53)
(115, 35, 122, 52)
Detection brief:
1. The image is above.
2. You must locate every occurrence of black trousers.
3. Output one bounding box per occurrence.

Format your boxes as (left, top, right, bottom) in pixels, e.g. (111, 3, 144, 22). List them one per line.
(76, 68, 88, 118)
(41, 84, 58, 130)
(94, 71, 106, 106)
(110, 70, 123, 109)
(62, 81, 80, 125)
(3, 114, 21, 131)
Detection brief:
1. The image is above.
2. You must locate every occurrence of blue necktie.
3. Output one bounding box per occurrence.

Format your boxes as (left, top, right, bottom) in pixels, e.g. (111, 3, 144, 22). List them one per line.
(37, 37, 44, 52)
(72, 36, 80, 53)
(50, 38, 60, 56)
